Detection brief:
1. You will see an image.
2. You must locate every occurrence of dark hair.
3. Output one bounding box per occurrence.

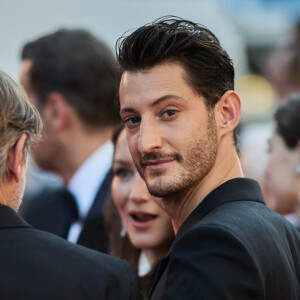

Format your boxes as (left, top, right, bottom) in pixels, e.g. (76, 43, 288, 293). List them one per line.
(275, 93, 300, 149)
(116, 16, 234, 109)
(22, 29, 120, 129)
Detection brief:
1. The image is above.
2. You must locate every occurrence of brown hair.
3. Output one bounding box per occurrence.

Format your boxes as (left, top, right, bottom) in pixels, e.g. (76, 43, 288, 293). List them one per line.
(105, 123, 140, 270)
(22, 29, 120, 129)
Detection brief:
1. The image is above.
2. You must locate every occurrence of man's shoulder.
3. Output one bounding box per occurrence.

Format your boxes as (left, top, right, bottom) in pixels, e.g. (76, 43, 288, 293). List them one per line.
(31, 228, 140, 299)
(170, 199, 300, 278)
(201, 198, 297, 235)
(180, 199, 299, 247)
(19, 226, 126, 266)
(0, 225, 139, 299)
(152, 201, 300, 299)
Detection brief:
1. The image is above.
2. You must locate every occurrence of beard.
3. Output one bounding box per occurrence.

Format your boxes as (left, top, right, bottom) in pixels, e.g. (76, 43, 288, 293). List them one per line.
(135, 110, 218, 198)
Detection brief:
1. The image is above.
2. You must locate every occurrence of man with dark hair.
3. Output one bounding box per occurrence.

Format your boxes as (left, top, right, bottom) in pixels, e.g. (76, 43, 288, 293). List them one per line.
(0, 69, 139, 299)
(20, 29, 120, 253)
(117, 16, 300, 299)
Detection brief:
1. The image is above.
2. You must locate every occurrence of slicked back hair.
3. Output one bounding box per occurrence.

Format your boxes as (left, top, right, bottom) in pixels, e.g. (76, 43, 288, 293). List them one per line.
(116, 16, 237, 145)
(117, 16, 234, 108)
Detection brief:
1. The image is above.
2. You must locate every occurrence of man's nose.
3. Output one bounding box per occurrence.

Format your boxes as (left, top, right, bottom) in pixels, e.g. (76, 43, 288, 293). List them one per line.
(138, 120, 163, 154)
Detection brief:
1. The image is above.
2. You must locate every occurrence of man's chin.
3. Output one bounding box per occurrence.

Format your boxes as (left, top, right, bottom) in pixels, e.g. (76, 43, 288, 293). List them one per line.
(145, 180, 179, 198)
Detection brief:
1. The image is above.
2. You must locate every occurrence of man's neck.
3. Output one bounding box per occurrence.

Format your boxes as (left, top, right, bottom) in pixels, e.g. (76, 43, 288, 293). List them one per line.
(56, 126, 114, 184)
(162, 147, 243, 234)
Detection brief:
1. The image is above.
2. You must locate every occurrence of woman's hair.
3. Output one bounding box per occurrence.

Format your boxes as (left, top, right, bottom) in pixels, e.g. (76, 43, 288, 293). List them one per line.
(275, 93, 300, 149)
(105, 122, 140, 271)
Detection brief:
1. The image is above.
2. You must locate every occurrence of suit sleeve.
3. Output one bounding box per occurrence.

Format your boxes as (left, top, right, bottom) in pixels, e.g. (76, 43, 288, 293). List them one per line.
(160, 225, 264, 300)
(120, 259, 142, 300)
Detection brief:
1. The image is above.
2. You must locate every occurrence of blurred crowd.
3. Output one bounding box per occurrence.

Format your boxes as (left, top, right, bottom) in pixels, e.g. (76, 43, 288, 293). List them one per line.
(0, 13, 300, 299)
(241, 19, 300, 228)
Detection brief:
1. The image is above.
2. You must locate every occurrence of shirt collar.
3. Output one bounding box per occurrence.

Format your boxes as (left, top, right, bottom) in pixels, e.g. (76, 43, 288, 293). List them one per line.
(138, 250, 152, 277)
(68, 141, 113, 219)
(175, 177, 265, 243)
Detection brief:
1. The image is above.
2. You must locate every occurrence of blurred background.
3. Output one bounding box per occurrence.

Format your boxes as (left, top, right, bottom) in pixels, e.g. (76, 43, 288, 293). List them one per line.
(1, 0, 300, 202)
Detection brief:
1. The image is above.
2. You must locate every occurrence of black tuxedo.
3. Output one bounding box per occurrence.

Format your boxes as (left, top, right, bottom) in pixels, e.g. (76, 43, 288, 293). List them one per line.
(22, 171, 112, 253)
(149, 178, 300, 299)
(0, 204, 139, 299)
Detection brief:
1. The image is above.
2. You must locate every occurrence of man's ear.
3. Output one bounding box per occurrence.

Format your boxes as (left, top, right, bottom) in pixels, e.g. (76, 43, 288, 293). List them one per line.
(6, 133, 27, 183)
(44, 92, 70, 131)
(215, 90, 241, 139)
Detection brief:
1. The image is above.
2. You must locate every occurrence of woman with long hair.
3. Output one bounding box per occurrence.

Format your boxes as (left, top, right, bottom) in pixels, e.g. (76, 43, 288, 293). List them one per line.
(106, 124, 174, 298)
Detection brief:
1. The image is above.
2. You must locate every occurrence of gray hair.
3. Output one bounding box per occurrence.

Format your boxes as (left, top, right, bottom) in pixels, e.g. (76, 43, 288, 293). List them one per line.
(0, 70, 42, 176)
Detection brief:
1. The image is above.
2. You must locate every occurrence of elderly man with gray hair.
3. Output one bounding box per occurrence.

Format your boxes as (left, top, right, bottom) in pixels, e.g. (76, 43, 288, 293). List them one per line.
(0, 70, 139, 300)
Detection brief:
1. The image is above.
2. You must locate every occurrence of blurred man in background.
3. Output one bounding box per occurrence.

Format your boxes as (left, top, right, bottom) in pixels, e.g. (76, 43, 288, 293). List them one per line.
(0, 69, 139, 300)
(20, 29, 120, 253)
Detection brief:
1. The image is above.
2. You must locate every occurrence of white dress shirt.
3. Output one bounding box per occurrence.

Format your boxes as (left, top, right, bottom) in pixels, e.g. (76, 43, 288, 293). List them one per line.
(67, 141, 113, 243)
(138, 251, 152, 277)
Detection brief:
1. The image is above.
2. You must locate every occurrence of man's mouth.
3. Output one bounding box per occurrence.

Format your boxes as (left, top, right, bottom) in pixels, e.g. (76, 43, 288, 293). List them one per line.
(142, 159, 174, 170)
(139, 152, 182, 170)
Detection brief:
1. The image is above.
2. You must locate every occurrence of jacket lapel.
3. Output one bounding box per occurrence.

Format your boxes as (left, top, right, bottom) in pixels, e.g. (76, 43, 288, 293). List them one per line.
(77, 171, 112, 252)
(175, 178, 264, 243)
(148, 254, 170, 299)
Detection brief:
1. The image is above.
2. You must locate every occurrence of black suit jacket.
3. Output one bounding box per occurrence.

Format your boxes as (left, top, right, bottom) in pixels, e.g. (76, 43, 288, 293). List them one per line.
(0, 204, 139, 300)
(22, 171, 112, 253)
(149, 178, 300, 300)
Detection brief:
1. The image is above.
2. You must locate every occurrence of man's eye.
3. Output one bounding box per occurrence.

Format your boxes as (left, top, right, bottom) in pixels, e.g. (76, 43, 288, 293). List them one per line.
(162, 110, 177, 118)
(124, 116, 140, 127)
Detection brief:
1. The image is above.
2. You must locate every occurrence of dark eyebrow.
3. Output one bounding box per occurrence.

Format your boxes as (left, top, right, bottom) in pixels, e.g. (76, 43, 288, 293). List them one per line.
(120, 107, 136, 115)
(120, 95, 185, 115)
(151, 95, 185, 107)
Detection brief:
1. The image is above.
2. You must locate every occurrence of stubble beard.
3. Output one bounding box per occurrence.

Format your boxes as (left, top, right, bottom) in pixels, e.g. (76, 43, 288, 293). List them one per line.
(135, 111, 218, 198)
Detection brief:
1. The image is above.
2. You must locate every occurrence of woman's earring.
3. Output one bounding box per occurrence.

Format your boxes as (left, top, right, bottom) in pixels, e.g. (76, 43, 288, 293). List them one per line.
(296, 164, 300, 176)
(120, 223, 127, 237)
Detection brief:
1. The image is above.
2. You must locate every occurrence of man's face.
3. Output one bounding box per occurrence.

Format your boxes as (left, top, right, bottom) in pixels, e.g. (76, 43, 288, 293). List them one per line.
(119, 63, 218, 198)
(20, 59, 59, 172)
(264, 131, 299, 214)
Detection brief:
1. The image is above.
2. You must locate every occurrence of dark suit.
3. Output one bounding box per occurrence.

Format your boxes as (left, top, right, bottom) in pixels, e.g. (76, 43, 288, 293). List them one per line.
(22, 171, 112, 253)
(149, 178, 300, 300)
(0, 204, 139, 299)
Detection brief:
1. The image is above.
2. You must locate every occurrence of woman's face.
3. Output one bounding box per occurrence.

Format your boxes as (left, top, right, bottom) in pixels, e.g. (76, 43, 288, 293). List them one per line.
(111, 129, 174, 251)
(264, 131, 299, 215)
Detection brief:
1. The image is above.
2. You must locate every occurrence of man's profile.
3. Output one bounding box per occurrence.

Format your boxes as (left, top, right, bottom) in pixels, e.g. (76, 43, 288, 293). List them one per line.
(0, 69, 139, 300)
(117, 16, 300, 299)
(20, 29, 120, 252)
